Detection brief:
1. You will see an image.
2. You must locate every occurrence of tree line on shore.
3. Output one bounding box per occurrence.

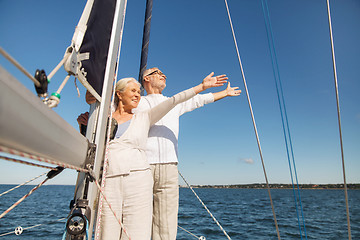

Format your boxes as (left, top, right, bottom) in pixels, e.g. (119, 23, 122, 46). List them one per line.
(183, 183, 360, 189)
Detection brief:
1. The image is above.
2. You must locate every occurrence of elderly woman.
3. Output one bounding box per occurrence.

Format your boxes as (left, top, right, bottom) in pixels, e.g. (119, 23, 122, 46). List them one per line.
(100, 74, 234, 240)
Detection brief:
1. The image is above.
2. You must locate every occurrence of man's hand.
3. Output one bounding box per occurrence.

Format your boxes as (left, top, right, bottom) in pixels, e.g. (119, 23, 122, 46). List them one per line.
(202, 72, 228, 90)
(193, 72, 228, 94)
(77, 112, 89, 135)
(224, 82, 241, 97)
(86, 90, 97, 105)
(212, 82, 241, 102)
(77, 112, 89, 127)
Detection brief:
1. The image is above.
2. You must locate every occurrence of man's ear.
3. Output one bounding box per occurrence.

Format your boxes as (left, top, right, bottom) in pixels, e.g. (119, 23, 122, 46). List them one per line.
(143, 76, 150, 82)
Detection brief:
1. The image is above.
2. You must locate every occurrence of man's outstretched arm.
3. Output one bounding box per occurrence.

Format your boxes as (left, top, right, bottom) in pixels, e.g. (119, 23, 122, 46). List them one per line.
(212, 81, 241, 101)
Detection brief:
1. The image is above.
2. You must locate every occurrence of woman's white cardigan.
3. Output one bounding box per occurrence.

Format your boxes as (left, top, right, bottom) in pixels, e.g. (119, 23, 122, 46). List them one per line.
(107, 88, 196, 177)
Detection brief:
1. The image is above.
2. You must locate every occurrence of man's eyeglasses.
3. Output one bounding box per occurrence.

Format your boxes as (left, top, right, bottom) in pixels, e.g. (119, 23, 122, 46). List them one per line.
(146, 70, 166, 79)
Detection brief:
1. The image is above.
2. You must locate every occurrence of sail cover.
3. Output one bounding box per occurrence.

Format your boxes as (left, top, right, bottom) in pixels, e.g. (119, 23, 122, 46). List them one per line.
(0, 65, 89, 169)
(79, 0, 117, 96)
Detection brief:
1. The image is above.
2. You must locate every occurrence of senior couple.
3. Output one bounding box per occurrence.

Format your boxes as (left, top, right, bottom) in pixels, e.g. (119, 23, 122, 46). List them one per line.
(78, 67, 241, 239)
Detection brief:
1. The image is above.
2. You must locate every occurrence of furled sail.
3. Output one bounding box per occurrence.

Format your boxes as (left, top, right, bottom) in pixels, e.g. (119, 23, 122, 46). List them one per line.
(77, 0, 117, 96)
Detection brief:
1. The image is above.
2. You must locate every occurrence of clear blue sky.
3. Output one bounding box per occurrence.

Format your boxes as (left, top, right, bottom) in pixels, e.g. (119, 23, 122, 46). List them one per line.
(0, 0, 359, 185)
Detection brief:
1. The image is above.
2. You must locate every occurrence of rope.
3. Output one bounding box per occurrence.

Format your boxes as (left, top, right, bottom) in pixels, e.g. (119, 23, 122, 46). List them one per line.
(325, 1, 352, 239)
(0, 166, 63, 219)
(0, 178, 49, 219)
(90, 169, 131, 240)
(178, 225, 205, 240)
(0, 145, 89, 173)
(93, 137, 111, 240)
(178, 171, 231, 240)
(260, 1, 307, 239)
(0, 217, 66, 237)
(0, 172, 47, 197)
(94, 99, 115, 240)
(0, 155, 57, 170)
(223, 0, 281, 239)
(0, 46, 40, 87)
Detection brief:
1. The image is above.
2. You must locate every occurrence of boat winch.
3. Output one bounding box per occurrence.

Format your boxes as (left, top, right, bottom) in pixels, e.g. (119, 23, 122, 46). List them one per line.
(66, 199, 91, 239)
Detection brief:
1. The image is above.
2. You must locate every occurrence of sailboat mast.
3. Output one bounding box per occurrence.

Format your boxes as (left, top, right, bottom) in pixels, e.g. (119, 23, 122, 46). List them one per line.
(87, 0, 128, 238)
(138, 0, 153, 89)
(65, 0, 128, 239)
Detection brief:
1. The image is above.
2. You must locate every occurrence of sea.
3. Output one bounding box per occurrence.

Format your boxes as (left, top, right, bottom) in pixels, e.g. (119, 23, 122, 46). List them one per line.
(0, 185, 359, 239)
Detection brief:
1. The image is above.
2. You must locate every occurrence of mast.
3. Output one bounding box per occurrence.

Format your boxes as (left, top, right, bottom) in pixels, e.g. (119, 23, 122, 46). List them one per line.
(64, 0, 128, 239)
(138, 0, 154, 89)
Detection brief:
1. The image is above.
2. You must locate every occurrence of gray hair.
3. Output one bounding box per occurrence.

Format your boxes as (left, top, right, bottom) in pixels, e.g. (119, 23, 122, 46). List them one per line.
(115, 77, 141, 92)
(142, 67, 159, 81)
(113, 77, 141, 108)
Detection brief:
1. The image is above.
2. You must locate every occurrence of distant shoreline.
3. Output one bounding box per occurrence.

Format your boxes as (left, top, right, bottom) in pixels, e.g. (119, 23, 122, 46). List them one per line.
(1, 183, 359, 189)
(180, 183, 360, 189)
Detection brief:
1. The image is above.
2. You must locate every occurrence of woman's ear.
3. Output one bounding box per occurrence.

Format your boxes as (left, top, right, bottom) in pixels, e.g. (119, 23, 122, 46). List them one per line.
(116, 91, 122, 100)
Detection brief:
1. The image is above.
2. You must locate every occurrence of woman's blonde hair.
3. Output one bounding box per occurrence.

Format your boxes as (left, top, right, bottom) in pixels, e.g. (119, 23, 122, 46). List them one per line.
(113, 77, 141, 107)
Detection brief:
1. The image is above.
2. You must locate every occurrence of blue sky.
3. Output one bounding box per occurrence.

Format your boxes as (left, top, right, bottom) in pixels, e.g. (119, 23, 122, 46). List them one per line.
(0, 0, 359, 185)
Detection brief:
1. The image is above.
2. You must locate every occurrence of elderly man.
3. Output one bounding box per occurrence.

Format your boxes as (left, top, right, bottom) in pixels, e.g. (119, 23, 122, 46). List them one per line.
(80, 67, 240, 239)
(136, 67, 240, 240)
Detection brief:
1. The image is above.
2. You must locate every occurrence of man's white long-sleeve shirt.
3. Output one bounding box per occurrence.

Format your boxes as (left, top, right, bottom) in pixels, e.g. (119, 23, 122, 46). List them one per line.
(134, 93, 214, 164)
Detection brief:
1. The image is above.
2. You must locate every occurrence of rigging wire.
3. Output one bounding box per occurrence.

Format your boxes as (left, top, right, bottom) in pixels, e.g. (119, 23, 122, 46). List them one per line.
(0, 47, 40, 87)
(0, 217, 67, 237)
(223, 0, 281, 239)
(260, 1, 307, 239)
(178, 225, 205, 240)
(0, 145, 89, 173)
(1, 44, 101, 106)
(179, 171, 231, 240)
(0, 155, 57, 170)
(0, 167, 63, 219)
(325, 0, 352, 239)
(0, 172, 48, 197)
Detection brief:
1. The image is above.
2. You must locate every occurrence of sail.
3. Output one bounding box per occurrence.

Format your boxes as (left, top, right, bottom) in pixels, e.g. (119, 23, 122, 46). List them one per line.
(78, 0, 117, 96)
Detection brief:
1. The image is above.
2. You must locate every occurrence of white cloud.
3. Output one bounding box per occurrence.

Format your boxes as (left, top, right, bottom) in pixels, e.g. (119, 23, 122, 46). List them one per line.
(238, 158, 254, 164)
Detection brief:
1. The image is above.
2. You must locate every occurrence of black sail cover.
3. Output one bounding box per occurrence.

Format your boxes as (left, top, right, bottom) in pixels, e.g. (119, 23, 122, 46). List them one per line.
(79, 0, 117, 96)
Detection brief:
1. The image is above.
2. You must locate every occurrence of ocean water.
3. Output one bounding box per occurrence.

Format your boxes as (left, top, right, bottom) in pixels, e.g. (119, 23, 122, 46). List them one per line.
(0, 185, 359, 239)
